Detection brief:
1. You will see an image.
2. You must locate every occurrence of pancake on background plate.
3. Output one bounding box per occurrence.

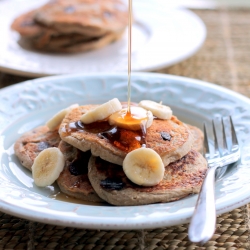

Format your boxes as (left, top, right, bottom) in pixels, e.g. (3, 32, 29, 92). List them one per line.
(34, 0, 128, 36)
(11, 0, 128, 53)
(41, 30, 124, 53)
(11, 10, 60, 40)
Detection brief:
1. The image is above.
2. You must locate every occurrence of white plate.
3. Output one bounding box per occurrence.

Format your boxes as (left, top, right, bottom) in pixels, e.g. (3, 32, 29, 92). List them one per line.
(1, 72, 250, 230)
(0, 0, 206, 77)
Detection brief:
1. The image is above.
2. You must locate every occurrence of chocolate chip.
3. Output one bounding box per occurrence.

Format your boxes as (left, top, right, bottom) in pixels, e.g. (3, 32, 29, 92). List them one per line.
(100, 178, 125, 190)
(160, 132, 171, 141)
(69, 159, 87, 176)
(21, 20, 35, 27)
(69, 151, 91, 176)
(103, 11, 112, 18)
(64, 6, 75, 13)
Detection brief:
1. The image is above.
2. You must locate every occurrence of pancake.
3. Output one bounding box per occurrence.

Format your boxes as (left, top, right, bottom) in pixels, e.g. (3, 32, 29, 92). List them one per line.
(11, 10, 53, 38)
(88, 150, 207, 206)
(34, 33, 93, 48)
(14, 126, 61, 171)
(11, 0, 127, 52)
(10, 9, 63, 48)
(36, 30, 124, 53)
(57, 141, 104, 202)
(11, 9, 66, 49)
(34, 0, 128, 36)
(59, 105, 194, 166)
(188, 124, 203, 152)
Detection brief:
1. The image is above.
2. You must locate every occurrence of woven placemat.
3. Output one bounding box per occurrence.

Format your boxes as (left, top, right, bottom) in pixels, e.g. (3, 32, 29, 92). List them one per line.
(0, 206, 249, 249)
(157, 9, 250, 99)
(0, 9, 250, 250)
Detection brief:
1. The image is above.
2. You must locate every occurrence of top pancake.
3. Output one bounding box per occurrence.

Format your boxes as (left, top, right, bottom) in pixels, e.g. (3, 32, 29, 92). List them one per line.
(59, 105, 194, 166)
(11, 10, 59, 39)
(34, 0, 128, 36)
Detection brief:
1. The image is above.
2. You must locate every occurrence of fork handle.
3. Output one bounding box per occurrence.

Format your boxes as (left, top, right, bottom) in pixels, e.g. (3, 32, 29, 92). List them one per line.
(188, 166, 217, 244)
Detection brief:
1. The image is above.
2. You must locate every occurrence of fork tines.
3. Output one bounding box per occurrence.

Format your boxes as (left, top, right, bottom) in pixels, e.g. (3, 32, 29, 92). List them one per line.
(203, 116, 240, 166)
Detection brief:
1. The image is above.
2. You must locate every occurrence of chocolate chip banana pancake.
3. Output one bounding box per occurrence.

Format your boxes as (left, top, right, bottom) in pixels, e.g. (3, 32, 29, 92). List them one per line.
(188, 125, 203, 152)
(10, 9, 65, 48)
(27, 31, 95, 51)
(11, 9, 102, 51)
(57, 141, 104, 202)
(88, 150, 207, 206)
(59, 105, 194, 166)
(40, 30, 124, 53)
(11, 10, 52, 38)
(11, 9, 65, 49)
(33, 33, 93, 50)
(34, 0, 128, 36)
(14, 126, 61, 171)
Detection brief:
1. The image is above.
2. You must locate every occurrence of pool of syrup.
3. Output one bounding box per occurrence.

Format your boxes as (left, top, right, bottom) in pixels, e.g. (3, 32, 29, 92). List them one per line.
(51, 192, 107, 206)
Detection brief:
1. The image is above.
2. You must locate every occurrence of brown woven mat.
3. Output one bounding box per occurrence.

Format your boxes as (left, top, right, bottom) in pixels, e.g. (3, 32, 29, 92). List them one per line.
(0, 206, 249, 249)
(1, 9, 250, 250)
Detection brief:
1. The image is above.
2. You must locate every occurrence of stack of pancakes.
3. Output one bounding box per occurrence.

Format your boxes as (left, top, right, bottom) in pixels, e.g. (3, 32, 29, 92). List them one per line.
(14, 104, 207, 206)
(11, 0, 128, 53)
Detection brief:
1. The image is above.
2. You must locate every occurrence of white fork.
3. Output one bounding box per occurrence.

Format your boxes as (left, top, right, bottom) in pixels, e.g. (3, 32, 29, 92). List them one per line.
(188, 116, 241, 244)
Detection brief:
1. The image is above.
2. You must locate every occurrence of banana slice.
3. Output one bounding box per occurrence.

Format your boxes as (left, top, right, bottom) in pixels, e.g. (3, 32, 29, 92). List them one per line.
(46, 104, 79, 131)
(108, 106, 153, 130)
(123, 147, 165, 186)
(80, 98, 122, 124)
(32, 147, 65, 187)
(138, 100, 172, 120)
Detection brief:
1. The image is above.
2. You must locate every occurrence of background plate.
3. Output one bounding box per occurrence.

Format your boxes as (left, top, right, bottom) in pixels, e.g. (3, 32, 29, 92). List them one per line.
(0, 0, 206, 77)
(0, 72, 250, 230)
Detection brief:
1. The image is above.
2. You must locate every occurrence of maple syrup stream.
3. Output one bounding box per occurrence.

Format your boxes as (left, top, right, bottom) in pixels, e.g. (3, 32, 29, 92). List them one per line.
(125, 0, 147, 146)
(127, 0, 132, 114)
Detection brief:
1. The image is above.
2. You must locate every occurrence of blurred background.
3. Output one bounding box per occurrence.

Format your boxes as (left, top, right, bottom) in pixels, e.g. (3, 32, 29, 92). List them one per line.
(1, 0, 250, 86)
(173, 0, 250, 8)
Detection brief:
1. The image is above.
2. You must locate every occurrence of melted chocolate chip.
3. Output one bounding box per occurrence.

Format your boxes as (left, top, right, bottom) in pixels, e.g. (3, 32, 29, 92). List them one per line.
(71, 120, 112, 133)
(103, 11, 112, 18)
(37, 142, 50, 151)
(100, 178, 125, 190)
(160, 132, 171, 141)
(21, 20, 35, 27)
(69, 151, 91, 176)
(99, 127, 119, 140)
(64, 6, 75, 13)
